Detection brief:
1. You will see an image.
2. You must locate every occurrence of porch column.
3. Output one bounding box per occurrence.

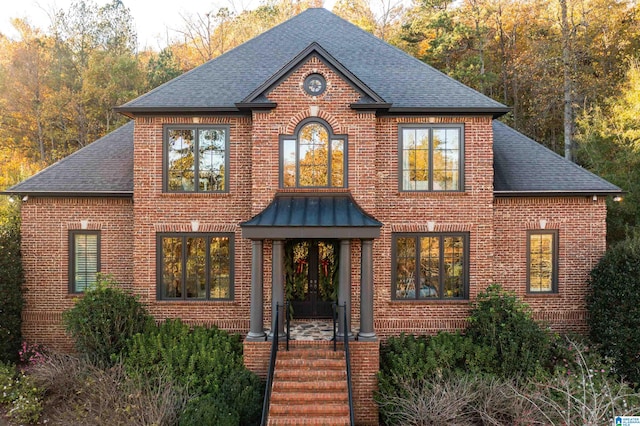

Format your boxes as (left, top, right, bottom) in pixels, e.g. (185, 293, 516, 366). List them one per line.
(246, 240, 265, 341)
(358, 239, 376, 341)
(337, 239, 352, 339)
(270, 239, 285, 339)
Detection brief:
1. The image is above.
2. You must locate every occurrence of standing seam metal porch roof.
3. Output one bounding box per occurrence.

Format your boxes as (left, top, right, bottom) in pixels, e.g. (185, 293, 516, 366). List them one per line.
(241, 193, 382, 239)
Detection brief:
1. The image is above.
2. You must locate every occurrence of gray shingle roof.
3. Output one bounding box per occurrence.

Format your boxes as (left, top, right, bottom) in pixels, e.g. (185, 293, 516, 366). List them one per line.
(5, 121, 133, 196)
(493, 120, 621, 195)
(116, 8, 508, 115)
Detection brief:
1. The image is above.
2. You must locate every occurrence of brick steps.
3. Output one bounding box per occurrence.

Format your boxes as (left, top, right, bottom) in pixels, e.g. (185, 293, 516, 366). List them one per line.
(267, 348, 351, 426)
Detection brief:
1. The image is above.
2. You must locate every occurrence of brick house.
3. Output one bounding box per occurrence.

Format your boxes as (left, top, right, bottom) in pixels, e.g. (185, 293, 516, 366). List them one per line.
(6, 8, 621, 424)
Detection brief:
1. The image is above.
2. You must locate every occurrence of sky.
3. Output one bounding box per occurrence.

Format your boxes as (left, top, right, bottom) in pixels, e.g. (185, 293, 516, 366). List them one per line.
(1, 0, 336, 50)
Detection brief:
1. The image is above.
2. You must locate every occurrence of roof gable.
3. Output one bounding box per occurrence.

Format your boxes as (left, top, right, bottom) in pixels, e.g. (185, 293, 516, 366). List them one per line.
(115, 8, 509, 116)
(239, 42, 387, 109)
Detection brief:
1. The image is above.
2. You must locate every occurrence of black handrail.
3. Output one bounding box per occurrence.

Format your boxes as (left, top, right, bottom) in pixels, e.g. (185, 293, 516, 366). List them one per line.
(332, 302, 338, 352)
(285, 300, 290, 352)
(332, 302, 355, 426)
(341, 303, 355, 426)
(260, 303, 281, 426)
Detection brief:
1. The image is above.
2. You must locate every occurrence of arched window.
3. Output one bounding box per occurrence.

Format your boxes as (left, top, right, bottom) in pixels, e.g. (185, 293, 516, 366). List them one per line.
(281, 120, 346, 188)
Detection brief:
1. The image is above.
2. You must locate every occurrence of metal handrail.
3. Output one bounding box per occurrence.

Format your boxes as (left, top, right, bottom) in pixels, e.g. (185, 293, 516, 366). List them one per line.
(260, 303, 281, 426)
(332, 302, 338, 352)
(332, 302, 355, 426)
(341, 303, 355, 426)
(285, 300, 290, 352)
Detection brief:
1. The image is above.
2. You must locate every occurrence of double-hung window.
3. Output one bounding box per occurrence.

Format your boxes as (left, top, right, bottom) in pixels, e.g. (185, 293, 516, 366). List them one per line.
(527, 230, 558, 293)
(393, 233, 468, 300)
(281, 119, 346, 188)
(69, 230, 100, 293)
(158, 233, 233, 300)
(164, 125, 229, 192)
(400, 125, 463, 191)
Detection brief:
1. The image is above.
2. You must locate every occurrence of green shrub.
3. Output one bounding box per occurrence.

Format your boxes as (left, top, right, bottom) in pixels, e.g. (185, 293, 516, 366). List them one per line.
(62, 274, 153, 366)
(178, 394, 240, 426)
(0, 204, 24, 364)
(466, 284, 555, 378)
(379, 332, 481, 381)
(126, 319, 263, 425)
(587, 234, 640, 386)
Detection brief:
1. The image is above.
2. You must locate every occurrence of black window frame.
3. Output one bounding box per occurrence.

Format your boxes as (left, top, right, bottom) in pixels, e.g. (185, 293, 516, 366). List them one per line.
(398, 124, 464, 192)
(279, 118, 348, 189)
(527, 230, 559, 294)
(391, 232, 469, 301)
(69, 230, 101, 294)
(163, 124, 230, 193)
(156, 232, 234, 301)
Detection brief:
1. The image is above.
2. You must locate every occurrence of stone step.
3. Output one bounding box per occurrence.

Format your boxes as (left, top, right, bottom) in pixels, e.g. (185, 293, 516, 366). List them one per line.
(271, 379, 348, 393)
(269, 402, 351, 417)
(277, 348, 345, 360)
(275, 357, 345, 370)
(267, 348, 351, 426)
(274, 368, 346, 382)
(267, 415, 351, 425)
(270, 389, 348, 404)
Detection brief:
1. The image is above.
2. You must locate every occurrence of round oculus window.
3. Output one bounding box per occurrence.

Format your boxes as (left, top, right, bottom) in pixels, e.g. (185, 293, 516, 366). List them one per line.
(303, 74, 326, 96)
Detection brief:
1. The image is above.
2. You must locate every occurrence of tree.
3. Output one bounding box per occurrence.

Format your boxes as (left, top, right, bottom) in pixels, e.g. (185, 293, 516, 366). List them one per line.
(587, 233, 640, 386)
(146, 48, 182, 90)
(0, 202, 24, 363)
(577, 61, 640, 242)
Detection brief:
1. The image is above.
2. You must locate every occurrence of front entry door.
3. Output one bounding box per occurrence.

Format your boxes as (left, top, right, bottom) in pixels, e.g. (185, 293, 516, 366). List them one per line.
(285, 240, 338, 319)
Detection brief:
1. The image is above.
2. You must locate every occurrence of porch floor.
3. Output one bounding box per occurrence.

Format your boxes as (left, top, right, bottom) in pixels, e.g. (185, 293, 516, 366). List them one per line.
(265, 320, 356, 341)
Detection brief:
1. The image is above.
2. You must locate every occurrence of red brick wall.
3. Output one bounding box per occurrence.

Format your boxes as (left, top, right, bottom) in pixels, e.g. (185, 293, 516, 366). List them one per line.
(131, 115, 253, 331)
(20, 197, 134, 351)
(372, 116, 495, 336)
(493, 196, 607, 332)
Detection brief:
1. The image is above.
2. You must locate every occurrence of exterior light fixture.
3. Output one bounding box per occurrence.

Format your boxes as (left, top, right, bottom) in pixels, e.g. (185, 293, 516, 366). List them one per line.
(613, 196, 623, 202)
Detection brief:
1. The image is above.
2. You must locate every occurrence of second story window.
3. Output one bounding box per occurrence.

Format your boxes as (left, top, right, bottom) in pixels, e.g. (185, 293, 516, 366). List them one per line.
(281, 120, 346, 188)
(164, 125, 229, 193)
(400, 125, 463, 191)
